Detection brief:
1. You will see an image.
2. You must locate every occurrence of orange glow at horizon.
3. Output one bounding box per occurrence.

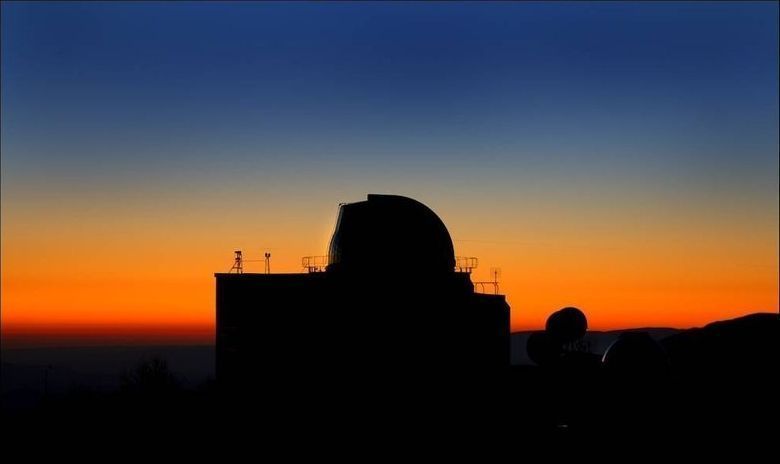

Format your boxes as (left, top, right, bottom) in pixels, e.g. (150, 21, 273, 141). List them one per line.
(1, 189, 778, 347)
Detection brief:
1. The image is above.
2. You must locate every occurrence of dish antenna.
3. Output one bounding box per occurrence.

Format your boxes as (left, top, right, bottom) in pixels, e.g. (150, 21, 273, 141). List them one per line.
(546, 307, 588, 344)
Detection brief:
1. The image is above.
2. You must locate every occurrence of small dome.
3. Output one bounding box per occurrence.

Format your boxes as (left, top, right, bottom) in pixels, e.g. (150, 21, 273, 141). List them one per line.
(602, 332, 669, 373)
(546, 307, 588, 343)
(327, 194, 455, 274)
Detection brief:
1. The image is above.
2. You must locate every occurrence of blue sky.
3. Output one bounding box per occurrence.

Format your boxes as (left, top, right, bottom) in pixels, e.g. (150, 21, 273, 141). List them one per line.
(3, 2, 777, 187)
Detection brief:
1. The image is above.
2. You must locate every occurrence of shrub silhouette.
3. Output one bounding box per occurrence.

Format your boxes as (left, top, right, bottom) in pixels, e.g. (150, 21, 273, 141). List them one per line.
(120, 357, 181, 396)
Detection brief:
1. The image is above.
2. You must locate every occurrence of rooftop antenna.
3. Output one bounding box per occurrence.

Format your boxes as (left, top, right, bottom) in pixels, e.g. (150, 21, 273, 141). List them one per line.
(230, 250, 243, 274)
(264, 252, 271, 274)
(490, 267, 501, 295)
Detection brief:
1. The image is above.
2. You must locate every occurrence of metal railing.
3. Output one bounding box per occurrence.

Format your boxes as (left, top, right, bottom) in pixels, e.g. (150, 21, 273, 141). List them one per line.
(473, 281, 500, 295)
(302, 255, 329, 273)
(302, 255, 480, 273)
(455, 256, 478, 273)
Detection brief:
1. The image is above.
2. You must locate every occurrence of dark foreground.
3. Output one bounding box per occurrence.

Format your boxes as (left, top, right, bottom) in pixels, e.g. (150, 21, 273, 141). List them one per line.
(2, 368, 777, 455)
(2, 314, 777, 452)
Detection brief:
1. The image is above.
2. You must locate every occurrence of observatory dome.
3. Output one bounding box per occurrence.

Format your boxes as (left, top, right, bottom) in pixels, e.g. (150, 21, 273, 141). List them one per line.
(327, 194, 456, 275)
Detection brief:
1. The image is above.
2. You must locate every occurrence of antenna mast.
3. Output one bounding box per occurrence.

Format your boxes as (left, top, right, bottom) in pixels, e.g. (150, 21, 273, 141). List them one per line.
(230, 250, 243, 274)
(490, 267, 501, 295)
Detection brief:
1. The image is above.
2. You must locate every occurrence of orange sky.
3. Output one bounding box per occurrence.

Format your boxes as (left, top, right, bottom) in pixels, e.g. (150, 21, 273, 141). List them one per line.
(2, 185, 777, 347)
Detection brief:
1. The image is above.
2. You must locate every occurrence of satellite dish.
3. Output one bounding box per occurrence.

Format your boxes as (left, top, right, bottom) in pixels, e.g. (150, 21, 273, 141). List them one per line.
(546, 307, 588, 344)
(602, 332, 669, 373)
(526, 331, 560, 366)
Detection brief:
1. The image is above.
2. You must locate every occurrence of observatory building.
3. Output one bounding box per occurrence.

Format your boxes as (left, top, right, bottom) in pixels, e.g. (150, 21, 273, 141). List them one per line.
(215, 194, 510, 393)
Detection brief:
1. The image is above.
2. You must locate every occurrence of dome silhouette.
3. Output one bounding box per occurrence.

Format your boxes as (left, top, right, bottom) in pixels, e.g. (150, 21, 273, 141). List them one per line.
(327, 194, 456, 275)
(602, 332, 669, 373)
(526, 331, 560, 366)
(545, 307, 588, 343)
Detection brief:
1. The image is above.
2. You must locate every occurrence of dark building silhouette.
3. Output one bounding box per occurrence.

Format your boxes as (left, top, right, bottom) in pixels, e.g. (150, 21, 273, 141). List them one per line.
(215, 194, 510, 395)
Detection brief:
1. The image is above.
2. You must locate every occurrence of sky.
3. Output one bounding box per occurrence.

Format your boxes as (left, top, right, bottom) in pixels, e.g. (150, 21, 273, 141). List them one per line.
(2, 1, 778, 346)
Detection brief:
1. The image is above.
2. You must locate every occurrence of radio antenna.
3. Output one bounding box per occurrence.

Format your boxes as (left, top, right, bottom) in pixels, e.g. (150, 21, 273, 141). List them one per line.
(230, 250, 243, 274)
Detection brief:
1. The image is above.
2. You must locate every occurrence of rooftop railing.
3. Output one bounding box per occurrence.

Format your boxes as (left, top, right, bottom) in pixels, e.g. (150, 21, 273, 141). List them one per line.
(455, 256, 478, 273)
(302, 255, 329, 273)
(472, 281, 500, 295)
(301, 255, 480, 273)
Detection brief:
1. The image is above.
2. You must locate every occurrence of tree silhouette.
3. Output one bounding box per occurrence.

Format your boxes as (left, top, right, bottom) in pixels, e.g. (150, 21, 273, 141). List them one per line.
(120, 356, 181, 395)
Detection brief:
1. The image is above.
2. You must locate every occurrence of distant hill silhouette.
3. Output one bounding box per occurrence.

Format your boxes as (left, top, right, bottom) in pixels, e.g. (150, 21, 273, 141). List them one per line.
(661, 312, 778, 373)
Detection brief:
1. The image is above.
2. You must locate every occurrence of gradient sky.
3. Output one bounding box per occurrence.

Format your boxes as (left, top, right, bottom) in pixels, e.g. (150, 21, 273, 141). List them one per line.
(2, 1, 778, 345)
